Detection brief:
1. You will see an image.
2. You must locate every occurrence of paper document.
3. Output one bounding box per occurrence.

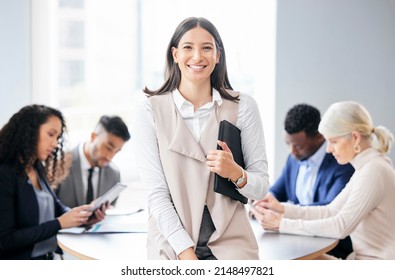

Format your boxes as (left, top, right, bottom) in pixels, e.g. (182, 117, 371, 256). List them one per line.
(59, 209, 147, 234)
(86, 223, 147, 233)
(59, 222, 147, 234)
(59, 227, 86, 234)
(105, 207, 144, 216)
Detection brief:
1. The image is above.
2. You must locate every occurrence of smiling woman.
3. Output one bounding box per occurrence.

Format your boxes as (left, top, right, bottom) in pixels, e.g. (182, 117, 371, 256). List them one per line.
(27, 0, 277, 184)
(172, 27, 220, 89)
(134, 17, 270, 260)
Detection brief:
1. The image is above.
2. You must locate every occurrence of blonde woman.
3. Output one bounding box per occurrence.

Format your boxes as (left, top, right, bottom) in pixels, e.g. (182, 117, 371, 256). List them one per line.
(251, 101, 395, 259)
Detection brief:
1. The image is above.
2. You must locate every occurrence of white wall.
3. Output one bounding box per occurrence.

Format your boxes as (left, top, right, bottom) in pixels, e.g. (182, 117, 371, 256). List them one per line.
(0, 0, 31, 126)
(274, 0, 395, 177)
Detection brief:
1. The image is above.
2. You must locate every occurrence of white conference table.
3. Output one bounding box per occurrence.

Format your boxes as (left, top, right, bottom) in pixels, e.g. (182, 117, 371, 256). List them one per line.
(57, 209, 338, 260)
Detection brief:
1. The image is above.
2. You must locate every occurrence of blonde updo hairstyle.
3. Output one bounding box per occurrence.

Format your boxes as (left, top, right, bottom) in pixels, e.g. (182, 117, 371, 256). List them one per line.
(318, 101, 394, 154)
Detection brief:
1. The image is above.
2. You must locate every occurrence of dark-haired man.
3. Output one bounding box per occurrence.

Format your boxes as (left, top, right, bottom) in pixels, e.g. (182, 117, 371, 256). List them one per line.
(269, 104, 354, 259)
(57, 115, 131, 208)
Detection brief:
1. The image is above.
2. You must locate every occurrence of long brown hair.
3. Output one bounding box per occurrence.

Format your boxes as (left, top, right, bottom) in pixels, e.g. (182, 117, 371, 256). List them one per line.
(143, 17, 238, 102)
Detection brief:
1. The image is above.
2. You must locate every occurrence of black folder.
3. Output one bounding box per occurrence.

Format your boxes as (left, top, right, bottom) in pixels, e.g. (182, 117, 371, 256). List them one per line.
(214, 120, 248, 204)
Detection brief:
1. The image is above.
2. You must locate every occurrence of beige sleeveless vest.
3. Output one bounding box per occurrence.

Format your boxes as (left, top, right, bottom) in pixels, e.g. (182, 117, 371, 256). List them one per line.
(147, 92, 259, 260)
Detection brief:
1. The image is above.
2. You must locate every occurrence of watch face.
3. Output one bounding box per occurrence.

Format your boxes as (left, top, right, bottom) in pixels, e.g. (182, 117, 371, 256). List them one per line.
(236, 177, 245, 185)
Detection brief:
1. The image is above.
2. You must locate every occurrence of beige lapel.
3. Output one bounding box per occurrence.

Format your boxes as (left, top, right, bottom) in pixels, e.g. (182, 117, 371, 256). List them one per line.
(168, 114, 207, 163)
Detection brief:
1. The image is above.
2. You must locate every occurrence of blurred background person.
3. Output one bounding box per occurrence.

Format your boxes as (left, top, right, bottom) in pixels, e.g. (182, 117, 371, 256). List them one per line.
(267, 103, 354, 259)
(0, 105, 106, 260)
(252, 101, 395, 260)
(56, 115, 130, 208)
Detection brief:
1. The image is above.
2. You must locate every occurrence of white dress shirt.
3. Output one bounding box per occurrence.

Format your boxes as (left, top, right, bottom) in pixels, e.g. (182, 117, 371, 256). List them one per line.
(295, 142, 327, 205)
(133, 89, 270, 254)
(172, 88, 222, 141)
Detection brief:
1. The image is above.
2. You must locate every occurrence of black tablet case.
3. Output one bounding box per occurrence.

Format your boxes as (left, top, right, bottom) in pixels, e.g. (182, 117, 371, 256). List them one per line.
(214, 120, 248, 204)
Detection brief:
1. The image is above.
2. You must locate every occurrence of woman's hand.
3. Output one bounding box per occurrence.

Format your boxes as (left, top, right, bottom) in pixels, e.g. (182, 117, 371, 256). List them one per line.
(258, 193, 284, 214)
(57, 205, 94, 229)
(206, 140, 244, 185)
(178, 247, 199, 260)
(249, 203, 283, 231)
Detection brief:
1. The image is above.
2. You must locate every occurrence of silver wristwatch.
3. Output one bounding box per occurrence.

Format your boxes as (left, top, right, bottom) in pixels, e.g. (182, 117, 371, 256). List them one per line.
(232, 168, 245, 188)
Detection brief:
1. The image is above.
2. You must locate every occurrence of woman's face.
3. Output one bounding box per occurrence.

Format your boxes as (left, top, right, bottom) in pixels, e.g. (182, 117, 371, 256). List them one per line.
(37, 116, 62, 161)
(172, 27, 220, 85)
(326, 135, 355, 164)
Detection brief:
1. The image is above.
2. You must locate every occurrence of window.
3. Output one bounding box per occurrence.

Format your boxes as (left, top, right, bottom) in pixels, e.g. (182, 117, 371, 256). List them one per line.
(32, 0, 277, 182)
(59, 0, 85, 9)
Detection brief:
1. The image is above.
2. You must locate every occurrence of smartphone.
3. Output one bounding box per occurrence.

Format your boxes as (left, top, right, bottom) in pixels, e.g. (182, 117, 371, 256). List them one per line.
(89, 183, 127, 212)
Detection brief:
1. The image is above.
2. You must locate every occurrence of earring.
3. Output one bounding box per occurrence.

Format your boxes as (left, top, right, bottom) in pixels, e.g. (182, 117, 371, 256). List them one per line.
(353, 144, 361, 153)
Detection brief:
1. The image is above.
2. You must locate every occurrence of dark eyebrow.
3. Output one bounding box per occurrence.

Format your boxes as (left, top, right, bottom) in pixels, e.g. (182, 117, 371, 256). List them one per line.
(107, 141, 122, 152)
(181, 42, 214, 46)
(49, 128, 60, 135)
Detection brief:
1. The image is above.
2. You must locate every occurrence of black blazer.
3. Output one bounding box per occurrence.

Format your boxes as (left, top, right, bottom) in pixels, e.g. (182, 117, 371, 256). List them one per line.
(0, 160, 69, 260)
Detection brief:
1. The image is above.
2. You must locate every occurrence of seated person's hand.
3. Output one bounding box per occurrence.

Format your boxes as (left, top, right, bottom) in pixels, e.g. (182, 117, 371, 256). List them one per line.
(260, 193, 284, 214)
(249, 202, 282, 231)
(248, 193, 284, 219)
(85, 202, 109, 226)
(58, 205, 95, 229)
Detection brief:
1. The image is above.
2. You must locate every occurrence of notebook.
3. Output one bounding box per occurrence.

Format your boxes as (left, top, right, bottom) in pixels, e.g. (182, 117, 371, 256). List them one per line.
(214, 120, 248, 204)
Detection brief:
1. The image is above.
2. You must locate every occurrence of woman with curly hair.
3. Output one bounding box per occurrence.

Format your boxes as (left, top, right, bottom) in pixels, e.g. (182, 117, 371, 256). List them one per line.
(0, 104, 107, 260)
